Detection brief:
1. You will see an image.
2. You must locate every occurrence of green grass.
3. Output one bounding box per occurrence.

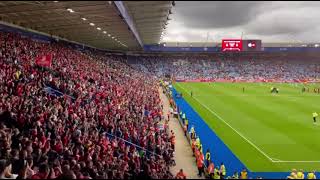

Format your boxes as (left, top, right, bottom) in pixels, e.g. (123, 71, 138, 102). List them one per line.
(174, 82, 320, 172)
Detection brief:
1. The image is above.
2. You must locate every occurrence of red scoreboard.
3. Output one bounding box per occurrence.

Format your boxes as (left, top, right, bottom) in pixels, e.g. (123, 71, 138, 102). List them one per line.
(221, 39, 262, 52)
(221, 39, 243, 51)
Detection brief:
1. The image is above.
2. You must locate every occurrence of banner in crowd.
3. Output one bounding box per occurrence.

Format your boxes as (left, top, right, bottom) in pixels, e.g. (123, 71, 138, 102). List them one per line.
(35, 53, 53, 67)
(43, 86, 75, 101)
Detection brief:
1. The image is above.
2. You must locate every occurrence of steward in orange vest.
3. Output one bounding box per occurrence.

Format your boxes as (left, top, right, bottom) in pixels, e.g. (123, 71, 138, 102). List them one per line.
(207, 161, 215, 179)
(197, 155, 204, 177)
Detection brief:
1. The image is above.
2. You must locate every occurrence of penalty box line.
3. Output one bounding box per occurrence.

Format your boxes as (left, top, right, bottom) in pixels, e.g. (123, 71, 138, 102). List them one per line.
(273, 160, 320, 163)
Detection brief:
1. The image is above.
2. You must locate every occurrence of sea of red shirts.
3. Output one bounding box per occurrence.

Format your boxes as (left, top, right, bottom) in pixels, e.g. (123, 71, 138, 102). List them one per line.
(0, 31, 174, 179)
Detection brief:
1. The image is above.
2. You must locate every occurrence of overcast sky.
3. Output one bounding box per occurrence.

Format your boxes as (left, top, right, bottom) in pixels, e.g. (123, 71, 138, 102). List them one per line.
(162, 1, 320, 43)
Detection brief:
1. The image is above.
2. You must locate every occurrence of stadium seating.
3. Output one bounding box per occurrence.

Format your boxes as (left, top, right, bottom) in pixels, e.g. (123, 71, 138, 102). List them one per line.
(2, 31, 320, 179)
(0, 31, 174, 179)
(129, 54, 320, 83)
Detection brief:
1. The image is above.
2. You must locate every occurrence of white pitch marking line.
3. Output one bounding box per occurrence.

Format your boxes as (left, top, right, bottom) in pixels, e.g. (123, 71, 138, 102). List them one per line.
(176, 83, 320, 163)
(176, 83, 275, 162)
(273, 161, 320, 163)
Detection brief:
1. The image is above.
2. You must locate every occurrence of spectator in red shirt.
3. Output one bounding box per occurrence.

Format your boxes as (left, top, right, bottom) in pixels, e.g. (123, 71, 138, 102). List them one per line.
(31, 163, 50, 179)
(175, 169, 187, 179)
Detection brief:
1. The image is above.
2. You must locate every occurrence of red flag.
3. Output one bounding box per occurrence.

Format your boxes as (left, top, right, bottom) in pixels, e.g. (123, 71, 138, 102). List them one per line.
(35, 54, 52, 67)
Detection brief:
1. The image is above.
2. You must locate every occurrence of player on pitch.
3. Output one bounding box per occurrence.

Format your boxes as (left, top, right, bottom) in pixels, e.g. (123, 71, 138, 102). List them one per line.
(313, 112, 318, 124)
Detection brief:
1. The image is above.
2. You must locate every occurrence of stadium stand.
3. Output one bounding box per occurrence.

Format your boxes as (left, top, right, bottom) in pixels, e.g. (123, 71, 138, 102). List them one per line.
(2, 29, 320, 179)
(2, 30, 320, 179)
(129, 54, 320, 83)
(2, 2, 320, 179)
(0, 31, 175, 179)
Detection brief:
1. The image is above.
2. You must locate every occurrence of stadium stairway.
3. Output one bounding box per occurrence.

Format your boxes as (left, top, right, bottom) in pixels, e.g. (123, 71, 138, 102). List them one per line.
(171, 88, 293, 179)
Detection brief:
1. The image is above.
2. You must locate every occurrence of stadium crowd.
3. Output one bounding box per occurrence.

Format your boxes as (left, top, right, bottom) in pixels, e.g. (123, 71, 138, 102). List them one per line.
(129, 54, 320, 82)
(0, 31, 175, 179)
(2, 29, 320, 180)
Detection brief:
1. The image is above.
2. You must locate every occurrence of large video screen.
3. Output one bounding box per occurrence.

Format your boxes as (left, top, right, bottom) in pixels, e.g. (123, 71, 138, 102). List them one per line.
(221, 39, 262, 52)
(221, 39, 243, 51)
(242, 40, 262, 51)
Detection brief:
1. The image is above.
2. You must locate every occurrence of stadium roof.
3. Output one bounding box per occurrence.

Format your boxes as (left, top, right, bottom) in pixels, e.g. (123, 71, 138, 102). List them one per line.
(124, 1, 173, 45)
(0, 1, 173, 51)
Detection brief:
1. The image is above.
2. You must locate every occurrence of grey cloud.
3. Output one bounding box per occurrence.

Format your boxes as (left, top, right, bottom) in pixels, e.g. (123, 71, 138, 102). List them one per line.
(245, 7, 320, 36)
(174, 1, 263, 29)
(165, 1, 320, 42)
(246, 21, 306, 36)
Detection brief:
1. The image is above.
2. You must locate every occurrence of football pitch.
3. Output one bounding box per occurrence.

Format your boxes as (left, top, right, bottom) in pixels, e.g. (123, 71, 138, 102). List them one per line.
(174, 82, 320, 172)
